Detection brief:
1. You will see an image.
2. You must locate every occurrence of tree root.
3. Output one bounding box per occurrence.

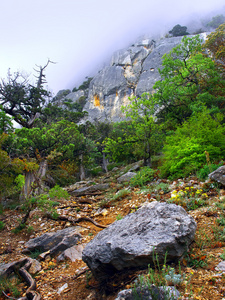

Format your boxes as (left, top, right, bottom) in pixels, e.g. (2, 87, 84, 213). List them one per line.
(45, 213, 108, 228)
(1, 257, 41, 300)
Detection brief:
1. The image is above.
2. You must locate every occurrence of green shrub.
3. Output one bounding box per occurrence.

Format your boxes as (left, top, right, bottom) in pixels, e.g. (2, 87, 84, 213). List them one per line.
(48, 185, 69, 200)
(130, 167, 155, 187)
(197, 162, 223, 180)
(0, 278, 21, 298)
(160, 111, 225, 179)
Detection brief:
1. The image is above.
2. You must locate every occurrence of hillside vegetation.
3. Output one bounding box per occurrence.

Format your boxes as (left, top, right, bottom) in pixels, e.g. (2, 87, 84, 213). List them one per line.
(0, 20, 224, 300)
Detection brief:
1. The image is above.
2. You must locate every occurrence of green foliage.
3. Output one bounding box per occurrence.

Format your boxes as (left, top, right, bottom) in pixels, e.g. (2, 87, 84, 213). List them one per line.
(168, 186, 208, 210)
(12, 222, 26, 234)
(112, 189, 131, 201)
(72, 77, 93, 92)
(0, 277, 21, 298)
(0, 106, 13, 134)
(39, 100, 87, 125)
(197, 162, 224, 180)
(15, 174, 25, 190)
(169, 24, 189, 36)
(132, 252, 185, 299)
(0, 221, 5, 231)
(204, 23, 225, 74)
(26, 225, 34, 233)
(48, 184, 69, 200)
(185, 249, 208, 268)
(220, 249, 225, 260)
(0, 70, 50, 128)
(207, 14, 225, 28)
(130, 167, 155, 187)
(154, 35, 225, 125)
(103, 121, 137, 163)
(0, 133, 27, 201)
(160, 110, 225, 179)
(104, 93, 164, 165)
(28, 248, 43, 259)
(116, 214, 123, 221)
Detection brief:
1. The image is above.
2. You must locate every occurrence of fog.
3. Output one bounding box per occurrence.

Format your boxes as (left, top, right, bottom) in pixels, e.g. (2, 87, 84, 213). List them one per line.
(0, 0, 224, 96)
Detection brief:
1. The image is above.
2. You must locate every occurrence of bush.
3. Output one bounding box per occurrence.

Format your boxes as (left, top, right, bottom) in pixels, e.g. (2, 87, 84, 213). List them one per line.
(160, 111, 225, 179)
(169, 24, 189, 36)
(207, 14, 225, 28)
(197, 162, 224, 180)
(48, 185, 69, 200)
(130, 167, 155, 187)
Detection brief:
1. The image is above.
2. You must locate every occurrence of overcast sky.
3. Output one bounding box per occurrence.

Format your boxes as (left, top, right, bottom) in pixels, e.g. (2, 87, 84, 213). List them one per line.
(1, 0, 225, 96)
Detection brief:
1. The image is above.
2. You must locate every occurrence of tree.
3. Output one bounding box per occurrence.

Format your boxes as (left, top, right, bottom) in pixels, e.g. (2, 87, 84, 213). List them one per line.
(204, 23, 225, 73)
(104, 93, 164, 166)
(0, 61, 53, 128)
(11, 120, 96, 197)
(169, 24, 189, 37)
(0, 133, 34, 201)
(0, 106, 13, 134)
(207, 15, 225, 29)
(153, 35, 225, 125)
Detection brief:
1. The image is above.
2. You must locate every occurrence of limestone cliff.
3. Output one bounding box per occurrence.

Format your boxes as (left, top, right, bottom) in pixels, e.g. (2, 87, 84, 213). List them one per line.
(59, 33, 207, 123)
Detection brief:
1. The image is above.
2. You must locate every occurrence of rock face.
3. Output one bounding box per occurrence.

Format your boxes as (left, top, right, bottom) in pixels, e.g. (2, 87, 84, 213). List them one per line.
(209, 166, 225, 186)
(56, 33, 208, 123)
(82, 201, 196, 280)
(82, 36, 188, 123)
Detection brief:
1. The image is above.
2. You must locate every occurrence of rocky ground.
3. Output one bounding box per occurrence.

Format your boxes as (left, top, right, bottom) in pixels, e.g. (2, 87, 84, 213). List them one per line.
(0, 165, 225, 300)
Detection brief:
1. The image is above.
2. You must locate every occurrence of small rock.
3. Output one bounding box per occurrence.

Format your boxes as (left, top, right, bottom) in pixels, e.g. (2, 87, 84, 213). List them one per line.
(216, 261, 225, 272)
(117, 172, 137, 183)
(29, 259, 42, 274)
(57, 283, 68, 294)
(57, 244, 84, 262)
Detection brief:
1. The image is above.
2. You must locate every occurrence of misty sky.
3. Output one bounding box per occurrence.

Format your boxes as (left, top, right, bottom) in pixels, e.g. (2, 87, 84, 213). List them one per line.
(1, 0, 225, 96)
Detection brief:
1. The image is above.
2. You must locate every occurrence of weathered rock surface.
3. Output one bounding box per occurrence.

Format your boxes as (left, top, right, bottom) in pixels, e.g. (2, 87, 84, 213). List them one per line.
(117, 171, 137, 183)
(82, 201, 196, 280)
(209, 166, 225, 186)
(69, 183, 109, 196)
(115, 286, 180, 300)
(57, 244, 84, 262)
(23, 227, 83, 256)
(82, 35, 210, 123)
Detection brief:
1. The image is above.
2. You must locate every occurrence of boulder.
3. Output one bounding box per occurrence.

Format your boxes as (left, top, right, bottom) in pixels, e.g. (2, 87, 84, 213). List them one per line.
(117, 172, 137, 183)
(23, 227, 83, 256)
(82, 201, 196, 280)
(115, 286, 180, 300)
(69, 183, 109, 196)
(209, 166, 225, 186)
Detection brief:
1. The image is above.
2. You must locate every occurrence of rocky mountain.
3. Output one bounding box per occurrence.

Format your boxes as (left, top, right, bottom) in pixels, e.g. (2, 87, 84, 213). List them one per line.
(56, 33, 208, 123)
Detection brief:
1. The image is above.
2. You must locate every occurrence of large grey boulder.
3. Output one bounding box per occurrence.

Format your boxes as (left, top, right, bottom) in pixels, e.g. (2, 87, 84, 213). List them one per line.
(82, 201, 196, 280)
(209, 166, 225, 186)
(23, 227, 83, 256)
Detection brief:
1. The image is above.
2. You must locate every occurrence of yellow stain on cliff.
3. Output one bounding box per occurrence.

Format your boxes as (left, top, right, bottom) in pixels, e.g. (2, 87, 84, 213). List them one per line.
(94, 95, 104, 109)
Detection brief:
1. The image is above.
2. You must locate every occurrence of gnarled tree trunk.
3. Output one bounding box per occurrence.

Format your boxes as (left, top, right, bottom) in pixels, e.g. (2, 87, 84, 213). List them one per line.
(21, 160, 49, 200)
